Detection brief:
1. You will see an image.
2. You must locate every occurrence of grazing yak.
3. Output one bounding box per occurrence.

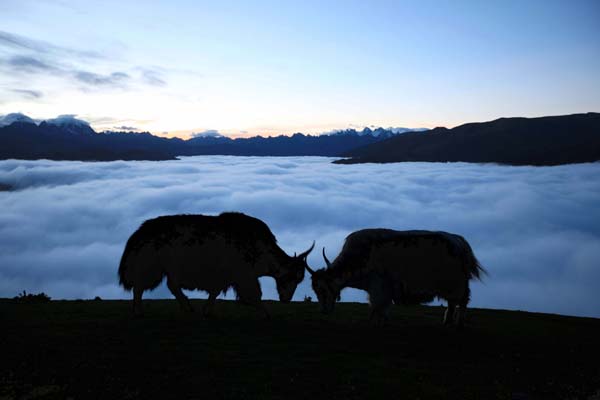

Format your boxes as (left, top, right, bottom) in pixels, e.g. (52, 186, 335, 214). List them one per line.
(306, 229, 485, 326)
(119, 212, 314, 316)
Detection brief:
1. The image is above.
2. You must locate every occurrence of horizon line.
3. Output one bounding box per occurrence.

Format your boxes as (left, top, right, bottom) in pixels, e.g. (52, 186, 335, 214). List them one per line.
(1, 110, 598, 139)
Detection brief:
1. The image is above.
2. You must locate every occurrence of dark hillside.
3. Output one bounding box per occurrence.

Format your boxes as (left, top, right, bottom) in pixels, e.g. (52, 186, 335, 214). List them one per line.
(0, 123, 391, 161)
(1, 299, 599, 399)
(336, 112, 600, 165)
(0, 123, 177, 161)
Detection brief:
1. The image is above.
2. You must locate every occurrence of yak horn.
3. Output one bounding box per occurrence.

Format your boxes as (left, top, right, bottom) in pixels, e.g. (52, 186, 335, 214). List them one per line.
(305, 264, 315, 275)
(322, 247, 332, 269)
(297, 241, 315, 260)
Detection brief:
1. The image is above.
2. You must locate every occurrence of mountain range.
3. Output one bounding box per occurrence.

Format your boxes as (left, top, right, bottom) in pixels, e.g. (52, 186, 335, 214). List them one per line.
(0, 113, 424, 161)
(1, 112, 599, 165)
(335, 112, 600, 166)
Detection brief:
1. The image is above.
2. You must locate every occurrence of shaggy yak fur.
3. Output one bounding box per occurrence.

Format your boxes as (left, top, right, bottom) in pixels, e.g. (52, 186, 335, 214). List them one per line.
(119, 212, 314, 316)
(307, 229, 485, 326)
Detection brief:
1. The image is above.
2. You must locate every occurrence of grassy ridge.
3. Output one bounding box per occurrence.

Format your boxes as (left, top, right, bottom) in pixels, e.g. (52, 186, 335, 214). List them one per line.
(1, 299, 599, 399)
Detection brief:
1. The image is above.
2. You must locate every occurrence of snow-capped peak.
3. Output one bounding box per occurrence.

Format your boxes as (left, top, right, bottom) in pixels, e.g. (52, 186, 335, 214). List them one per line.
(43, 114, 95, 135)
(387, 127, 429, 134)
(191, 130, 225, 139)
(44, 114, 90, 128)
(0, 113, 36, 127)
(322, 126, 428, 137)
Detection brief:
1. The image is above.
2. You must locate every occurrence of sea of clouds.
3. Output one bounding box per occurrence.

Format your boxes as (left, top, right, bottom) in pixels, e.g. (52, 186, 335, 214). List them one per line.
(1, 156, 599, 318)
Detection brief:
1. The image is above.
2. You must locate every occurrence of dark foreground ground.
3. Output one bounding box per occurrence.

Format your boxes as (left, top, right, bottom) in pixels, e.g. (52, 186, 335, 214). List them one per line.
(1, 299, 599, 400)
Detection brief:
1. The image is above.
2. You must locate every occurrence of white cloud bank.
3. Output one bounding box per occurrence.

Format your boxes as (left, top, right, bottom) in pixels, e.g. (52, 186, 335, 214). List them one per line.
(1, 157, 599, 318)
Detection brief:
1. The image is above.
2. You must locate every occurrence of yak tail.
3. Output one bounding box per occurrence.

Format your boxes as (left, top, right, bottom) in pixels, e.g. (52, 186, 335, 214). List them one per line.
(469, 255, 487, 281)
(456, 236, 487, 281)
(118, 245, 135, 291)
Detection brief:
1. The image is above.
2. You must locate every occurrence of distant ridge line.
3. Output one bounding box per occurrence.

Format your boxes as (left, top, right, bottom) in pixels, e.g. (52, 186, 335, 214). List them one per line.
(335, 112, 600, 166)
(1, 112, 599, 165)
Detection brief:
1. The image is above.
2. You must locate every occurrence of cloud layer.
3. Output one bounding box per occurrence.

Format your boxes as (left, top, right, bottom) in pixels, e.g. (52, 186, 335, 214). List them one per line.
(1, 157, 599, 318)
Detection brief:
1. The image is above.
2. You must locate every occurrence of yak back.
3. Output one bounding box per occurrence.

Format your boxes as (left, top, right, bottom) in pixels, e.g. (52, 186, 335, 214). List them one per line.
(330, 228, 482, 280)
(126, 212, 281, 263)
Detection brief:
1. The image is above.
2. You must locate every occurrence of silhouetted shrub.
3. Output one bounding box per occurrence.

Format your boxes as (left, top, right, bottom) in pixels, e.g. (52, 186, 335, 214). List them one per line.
(94, 296, 102, 301)
(13, 290, 51, 303)
(303, 296, 312, 303)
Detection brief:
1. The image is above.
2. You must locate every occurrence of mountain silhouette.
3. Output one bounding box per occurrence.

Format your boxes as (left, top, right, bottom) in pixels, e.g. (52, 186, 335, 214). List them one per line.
(0, 121, 415, 161)
(335, 113, 600, 166)
(2, 113, 599, 165)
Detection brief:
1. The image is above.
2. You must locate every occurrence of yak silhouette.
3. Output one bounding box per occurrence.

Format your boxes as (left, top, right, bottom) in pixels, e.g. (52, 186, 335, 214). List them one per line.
(119, 212, 314, 316)
(307, 229, 485, 326)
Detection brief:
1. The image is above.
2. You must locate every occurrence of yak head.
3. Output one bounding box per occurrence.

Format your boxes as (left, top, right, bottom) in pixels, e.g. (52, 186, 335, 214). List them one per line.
(306, 248, 341, 314)
(275, 241, 315, 303)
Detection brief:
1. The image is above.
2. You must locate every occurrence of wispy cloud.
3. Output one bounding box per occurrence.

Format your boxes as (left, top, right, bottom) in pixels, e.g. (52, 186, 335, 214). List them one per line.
(113, 125, 138, 131)
(139, 68, 167, 87)
(1, 54, 132, 90)
(0, 30, 101, 60)
(10, 88, 43, 99)
(81, 116, 153, 130)
(83, 116, 124, 125)
(6, 55, 58, 72)
(0, 31, 166, 92)
(73, 71, 130, 87)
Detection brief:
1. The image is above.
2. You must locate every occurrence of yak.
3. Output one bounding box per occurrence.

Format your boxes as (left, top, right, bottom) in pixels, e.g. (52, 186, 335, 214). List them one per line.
(118, 212, 314, 316)
(306, 229, 485, 326)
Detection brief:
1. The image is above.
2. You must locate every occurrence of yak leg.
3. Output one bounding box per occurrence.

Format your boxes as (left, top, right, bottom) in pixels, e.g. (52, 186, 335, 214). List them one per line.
(167, 279, 194, 312)
(202, 292, 218, 317)
(369, 305, 391, 326)
(237, 279, 270, 319)
(444, 300, 457, 325)
(455, 306, 466, 329)
(455, 305, 467, 328)
(455, 284, 471, 328)
(368, 278, 393, 326)
(133, 286, 144, 316)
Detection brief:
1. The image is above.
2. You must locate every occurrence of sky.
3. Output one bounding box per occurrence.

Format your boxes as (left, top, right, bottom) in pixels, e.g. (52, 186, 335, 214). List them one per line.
(0, 0, 599, 137)
(1, 157, 599, 318)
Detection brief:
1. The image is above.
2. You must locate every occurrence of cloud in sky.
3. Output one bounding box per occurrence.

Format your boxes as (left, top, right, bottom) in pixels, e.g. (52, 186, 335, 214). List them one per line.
(0, 30, 101, 60)
(10, 89, 42, 99)
(139, 68, 167, 87)
(0, 157, 599, 318)
(0, 30, 165, 94)
(73, 71, 130, 87)
(113, 125, 138, 131)
(84, 116, 151, 127)
(6, 55, 57, 72)
(1, 54, 132, 90)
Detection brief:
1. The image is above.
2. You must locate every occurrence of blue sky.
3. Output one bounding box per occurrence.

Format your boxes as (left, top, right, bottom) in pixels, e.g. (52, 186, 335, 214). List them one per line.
(1, 0, 599, 137)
